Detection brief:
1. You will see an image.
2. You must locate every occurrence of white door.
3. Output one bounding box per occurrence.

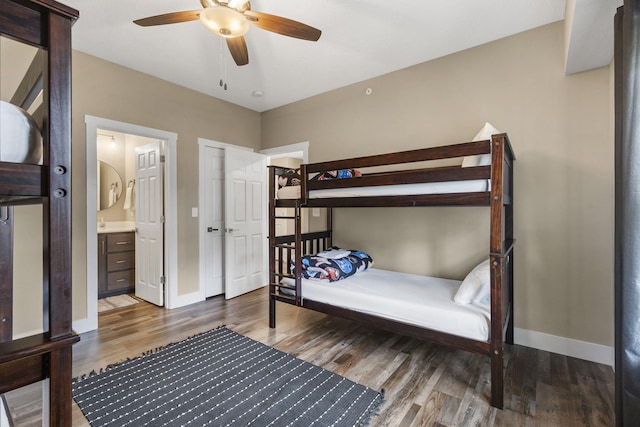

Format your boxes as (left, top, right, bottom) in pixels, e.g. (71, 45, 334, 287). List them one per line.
(224, 148, 267, 299)
(135, 141, 164, 306)
(203, 146, 225, 297)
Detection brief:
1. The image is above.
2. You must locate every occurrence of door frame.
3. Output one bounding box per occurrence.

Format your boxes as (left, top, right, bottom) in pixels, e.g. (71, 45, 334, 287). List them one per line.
(74, 116, 178, 334)
(259, 141, 309, 164)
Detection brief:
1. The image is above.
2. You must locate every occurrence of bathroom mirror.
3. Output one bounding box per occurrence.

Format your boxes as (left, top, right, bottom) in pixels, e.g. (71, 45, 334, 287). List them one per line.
(97, 160, 123, 211)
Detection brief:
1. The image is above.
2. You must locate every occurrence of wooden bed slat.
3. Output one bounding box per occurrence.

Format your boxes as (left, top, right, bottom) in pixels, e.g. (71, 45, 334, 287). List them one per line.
(305, 140, 491, 172)
(0, 163, 45, 198)
(307, 165, 490, 190)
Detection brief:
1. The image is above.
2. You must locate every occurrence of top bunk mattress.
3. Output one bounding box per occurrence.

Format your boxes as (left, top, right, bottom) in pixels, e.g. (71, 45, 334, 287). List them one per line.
(277, 179, 489, 200)
(282, 268, 490, 341)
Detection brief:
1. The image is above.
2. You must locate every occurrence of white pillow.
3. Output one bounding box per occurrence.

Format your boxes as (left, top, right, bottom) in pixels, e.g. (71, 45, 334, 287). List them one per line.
(454, 259, 490, 304)
(461, 122, 501, 167)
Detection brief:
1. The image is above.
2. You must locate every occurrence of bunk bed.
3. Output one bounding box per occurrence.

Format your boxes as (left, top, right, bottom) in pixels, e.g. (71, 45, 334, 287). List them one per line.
(0, 0, 79, 424)
(268, 134, 515, 409)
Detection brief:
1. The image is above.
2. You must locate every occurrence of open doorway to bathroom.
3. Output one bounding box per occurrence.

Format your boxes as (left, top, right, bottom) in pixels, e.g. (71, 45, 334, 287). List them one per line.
(96, 130, 160, 309)
(74, 116, 178, 334)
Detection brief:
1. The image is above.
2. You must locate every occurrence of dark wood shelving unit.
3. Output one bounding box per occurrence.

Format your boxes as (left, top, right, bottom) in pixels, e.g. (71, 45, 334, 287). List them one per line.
(0, 0, 79, 424)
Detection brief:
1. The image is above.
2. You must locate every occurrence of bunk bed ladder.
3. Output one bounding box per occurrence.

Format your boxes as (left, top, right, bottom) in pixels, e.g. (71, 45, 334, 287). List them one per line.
(269, 167, 303, 326)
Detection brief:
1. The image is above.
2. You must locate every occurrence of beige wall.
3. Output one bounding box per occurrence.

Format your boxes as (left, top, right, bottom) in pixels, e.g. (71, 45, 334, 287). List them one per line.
(261, 22, 614, 346)
(70, 51, 261, 321)
(6, 22, 614, 347)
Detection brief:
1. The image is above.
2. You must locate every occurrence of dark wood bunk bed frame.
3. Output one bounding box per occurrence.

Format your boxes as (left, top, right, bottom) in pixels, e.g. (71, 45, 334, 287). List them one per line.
(0, 0, 79, 424)
(268, 134, 515, 409)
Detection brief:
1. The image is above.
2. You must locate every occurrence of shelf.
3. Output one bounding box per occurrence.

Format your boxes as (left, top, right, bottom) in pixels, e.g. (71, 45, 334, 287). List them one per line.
(0, 333, 78, 394)
(0, 333, 79, 365)
(0, 196, 43, 206)
(0, 162, 45, 199)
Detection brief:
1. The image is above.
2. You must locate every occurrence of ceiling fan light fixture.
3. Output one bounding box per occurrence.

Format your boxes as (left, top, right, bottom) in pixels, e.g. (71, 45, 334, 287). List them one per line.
(199, 6, 249, 38)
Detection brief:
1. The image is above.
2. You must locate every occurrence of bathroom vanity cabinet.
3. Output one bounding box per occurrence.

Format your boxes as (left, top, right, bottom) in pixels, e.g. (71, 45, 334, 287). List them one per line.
(98, 231, 136, 298)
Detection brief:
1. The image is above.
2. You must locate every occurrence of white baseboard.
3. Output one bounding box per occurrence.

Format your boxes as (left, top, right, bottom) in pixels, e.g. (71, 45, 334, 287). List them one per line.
(72, 291, 205, 334)
(514, 327, 614, 367)
(72, 316, 97, 335)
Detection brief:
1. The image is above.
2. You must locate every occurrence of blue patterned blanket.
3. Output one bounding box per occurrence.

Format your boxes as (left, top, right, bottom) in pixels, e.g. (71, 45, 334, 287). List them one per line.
(292, 247, 373, 282)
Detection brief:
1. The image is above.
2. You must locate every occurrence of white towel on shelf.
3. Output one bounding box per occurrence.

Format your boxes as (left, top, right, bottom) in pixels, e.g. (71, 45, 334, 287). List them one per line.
(124, 183, 134, 210)
(317, 248, 350, 259)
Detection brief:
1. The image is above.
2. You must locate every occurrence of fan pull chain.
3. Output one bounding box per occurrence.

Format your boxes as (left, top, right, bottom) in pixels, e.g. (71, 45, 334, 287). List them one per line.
(219, 38, 228, 91)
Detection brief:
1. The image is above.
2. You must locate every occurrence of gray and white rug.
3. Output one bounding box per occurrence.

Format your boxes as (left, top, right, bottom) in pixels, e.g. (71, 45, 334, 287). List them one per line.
(72, 326, 383, 426)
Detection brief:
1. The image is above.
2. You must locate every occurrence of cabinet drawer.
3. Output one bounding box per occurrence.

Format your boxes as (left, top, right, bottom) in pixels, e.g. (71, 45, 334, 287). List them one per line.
(106, 232, 135, 252)
(107, 251, 135, 271)
(107, 270, 135, 292)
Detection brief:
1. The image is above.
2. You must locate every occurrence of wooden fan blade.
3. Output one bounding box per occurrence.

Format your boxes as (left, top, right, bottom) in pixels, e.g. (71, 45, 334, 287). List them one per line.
(226, 36, 249, 66)
(134, 10, 201, 27)
(244, 11, 321, 41)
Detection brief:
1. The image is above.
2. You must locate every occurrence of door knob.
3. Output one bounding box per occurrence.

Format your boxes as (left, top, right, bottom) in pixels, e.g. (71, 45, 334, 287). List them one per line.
(225, 228, 237, 233)
(207, 227, 219, 232)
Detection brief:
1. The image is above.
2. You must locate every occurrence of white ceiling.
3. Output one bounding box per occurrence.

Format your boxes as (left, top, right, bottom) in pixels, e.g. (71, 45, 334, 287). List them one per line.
(61, 0, 615, 112)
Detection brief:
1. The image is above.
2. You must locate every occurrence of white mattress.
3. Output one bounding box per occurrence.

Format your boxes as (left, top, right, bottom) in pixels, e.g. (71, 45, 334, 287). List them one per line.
(282, 268, 490, 341)
(277, 179, 489, 199)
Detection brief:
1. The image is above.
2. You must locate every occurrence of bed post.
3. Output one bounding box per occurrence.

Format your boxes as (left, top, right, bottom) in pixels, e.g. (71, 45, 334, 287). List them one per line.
(294, 200, 303, 306)
(300, 164, 309, 205)
(268, 166, 277, 328)
(0, 207, 13, 342)
(505, 142, 515, 346)
(489, 134, 507, 409)
(327, 208, 333, 248)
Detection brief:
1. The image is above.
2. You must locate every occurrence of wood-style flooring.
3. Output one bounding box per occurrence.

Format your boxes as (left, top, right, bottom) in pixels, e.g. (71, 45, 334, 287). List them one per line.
(4, 287, 614, 426)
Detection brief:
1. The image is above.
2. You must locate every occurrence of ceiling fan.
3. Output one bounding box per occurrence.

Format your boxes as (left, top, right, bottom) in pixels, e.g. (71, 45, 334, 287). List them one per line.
(134, 0, 322, 66)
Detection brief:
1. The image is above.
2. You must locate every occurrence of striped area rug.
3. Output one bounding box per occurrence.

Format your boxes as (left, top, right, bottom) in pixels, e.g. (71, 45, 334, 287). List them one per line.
(72, 327, 383, 426)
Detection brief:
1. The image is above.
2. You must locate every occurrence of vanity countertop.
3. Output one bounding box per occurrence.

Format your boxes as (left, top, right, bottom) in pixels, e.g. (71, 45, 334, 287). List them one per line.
(97, 221, 136, 234)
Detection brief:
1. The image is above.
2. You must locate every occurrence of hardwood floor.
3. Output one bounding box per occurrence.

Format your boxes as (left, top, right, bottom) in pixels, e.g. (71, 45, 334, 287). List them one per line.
(4, 287, 614, 426)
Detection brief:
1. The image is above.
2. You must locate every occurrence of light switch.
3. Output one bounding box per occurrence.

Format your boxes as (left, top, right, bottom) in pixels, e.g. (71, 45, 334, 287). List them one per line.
(312, 208, 320, 217)
(192, 207, 198, 217)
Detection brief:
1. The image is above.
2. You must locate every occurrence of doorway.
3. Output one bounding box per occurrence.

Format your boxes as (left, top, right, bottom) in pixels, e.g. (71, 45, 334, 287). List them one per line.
(198, 139, 268, 300)
(74, 116, 179, 334)
(198, 140, 308, 300)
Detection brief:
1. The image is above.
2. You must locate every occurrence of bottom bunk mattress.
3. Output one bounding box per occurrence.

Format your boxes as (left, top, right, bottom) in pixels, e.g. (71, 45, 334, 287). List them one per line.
(281, 268, 490, 341)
